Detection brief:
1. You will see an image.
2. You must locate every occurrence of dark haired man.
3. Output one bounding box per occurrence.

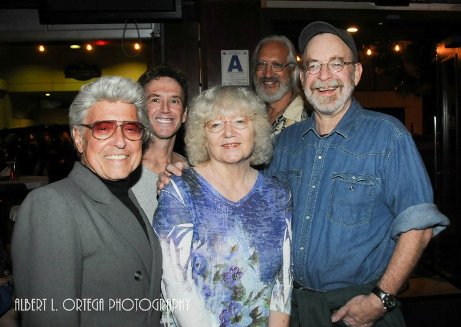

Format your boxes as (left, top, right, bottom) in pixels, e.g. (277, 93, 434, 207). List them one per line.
(132, 64, 188, 223)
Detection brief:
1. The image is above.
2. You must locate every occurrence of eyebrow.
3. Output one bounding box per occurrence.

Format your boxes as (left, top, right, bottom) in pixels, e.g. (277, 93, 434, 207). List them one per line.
(147, 93, 183, 101)
(256, 60, 284, 63)
(305, 55, 346, 62)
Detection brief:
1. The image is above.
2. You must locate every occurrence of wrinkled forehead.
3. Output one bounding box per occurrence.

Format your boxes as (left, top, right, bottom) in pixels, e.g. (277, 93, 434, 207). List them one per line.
(304, 33, 354, 61)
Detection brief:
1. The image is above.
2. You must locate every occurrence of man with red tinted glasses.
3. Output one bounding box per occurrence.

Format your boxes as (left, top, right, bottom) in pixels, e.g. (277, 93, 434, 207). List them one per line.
(12, 76, 162, 327)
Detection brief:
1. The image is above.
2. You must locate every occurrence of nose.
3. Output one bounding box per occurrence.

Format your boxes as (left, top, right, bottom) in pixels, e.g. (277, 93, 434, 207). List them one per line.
(223, 121, 235, 137)
(112, 125, 127, 148)
(262, 64, 275, 78)
(160, 100, 171, 113)
(318, 63, 333, 80)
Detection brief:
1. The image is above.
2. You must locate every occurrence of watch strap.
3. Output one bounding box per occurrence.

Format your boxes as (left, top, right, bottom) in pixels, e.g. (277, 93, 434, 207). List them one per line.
(371, 285, 397, 311)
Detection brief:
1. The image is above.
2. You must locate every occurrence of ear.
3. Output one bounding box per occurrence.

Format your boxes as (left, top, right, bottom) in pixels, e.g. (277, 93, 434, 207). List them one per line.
(72, 127, 84, 154)
(299, 70, 306, 89)
(182, 107, 188, 123)
(353, 63, 363, 86)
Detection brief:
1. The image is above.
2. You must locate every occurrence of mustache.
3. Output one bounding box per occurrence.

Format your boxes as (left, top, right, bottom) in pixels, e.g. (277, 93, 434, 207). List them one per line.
(311, 79, 343, 90)
(259, 76, 279, 83)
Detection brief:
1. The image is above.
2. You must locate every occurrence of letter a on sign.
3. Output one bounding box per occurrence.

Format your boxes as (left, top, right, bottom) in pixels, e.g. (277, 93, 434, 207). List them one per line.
(227, 55, 243, 72)
(221, 50, 249, 86)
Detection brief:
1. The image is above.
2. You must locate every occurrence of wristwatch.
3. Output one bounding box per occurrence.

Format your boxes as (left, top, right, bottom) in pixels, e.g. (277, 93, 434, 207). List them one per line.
(371, 286, 397, 311)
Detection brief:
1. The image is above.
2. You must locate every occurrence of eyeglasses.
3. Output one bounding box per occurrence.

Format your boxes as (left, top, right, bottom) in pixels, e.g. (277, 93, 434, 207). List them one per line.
(78, 120, 145, 141)
(204, 116, 253, 133)
(303, 58, 356, 75)
(255, 61, 294, 72)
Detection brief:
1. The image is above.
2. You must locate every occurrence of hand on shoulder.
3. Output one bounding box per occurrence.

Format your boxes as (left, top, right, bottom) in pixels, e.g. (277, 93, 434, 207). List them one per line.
(157, 161, 189, 192)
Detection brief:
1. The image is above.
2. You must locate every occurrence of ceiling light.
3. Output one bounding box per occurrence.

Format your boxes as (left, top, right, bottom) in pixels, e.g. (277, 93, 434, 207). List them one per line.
(347, 26, 358, 33)
(70, 44, 81, 49)
(95, 40, 109, 46)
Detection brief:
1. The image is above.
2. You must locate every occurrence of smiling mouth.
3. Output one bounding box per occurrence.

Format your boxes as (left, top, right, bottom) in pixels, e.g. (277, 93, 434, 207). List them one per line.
(222, 143, 240, 148)
(313, 80, 343, 93)
(262, 78, 279, 86)
(155, 117, 174, 124)
(105, 154, 129, 160)
(317, 86, 338, 92)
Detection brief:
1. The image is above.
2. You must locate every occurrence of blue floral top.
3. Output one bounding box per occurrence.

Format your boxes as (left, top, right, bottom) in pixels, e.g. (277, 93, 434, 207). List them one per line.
(153, 168, 292, 327)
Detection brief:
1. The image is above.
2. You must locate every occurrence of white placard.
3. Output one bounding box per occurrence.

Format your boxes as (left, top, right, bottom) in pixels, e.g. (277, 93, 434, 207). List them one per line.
(221, 50, 249, 86)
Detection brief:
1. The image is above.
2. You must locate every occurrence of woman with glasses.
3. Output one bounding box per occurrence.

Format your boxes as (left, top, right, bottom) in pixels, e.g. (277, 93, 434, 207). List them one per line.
(12, 76, 162, 327)
(153, 86, 292, 326)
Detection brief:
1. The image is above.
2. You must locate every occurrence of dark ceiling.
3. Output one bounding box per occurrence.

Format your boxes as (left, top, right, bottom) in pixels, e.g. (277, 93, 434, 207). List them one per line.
(0, 0, 38, 8)
(261, 1, 461, 51)
(2, 0, 461, 49)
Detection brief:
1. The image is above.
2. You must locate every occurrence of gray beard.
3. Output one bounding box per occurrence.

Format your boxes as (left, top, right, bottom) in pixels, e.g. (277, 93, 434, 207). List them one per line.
(305, 78, 355, 116)
(255, 80, 291, 105)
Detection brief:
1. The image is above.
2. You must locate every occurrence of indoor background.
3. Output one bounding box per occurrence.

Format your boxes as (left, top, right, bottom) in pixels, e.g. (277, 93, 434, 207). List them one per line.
(0, 1, 460, 325)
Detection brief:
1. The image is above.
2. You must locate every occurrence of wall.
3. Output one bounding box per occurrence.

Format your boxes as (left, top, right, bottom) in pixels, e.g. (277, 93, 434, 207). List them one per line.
(354, 90, 423, 135)
(199, 0, 260, 90)
(0, 42, 148, 128)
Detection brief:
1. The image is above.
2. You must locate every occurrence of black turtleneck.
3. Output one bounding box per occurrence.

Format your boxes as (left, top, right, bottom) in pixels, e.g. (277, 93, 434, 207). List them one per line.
(89, 165, 149, 240)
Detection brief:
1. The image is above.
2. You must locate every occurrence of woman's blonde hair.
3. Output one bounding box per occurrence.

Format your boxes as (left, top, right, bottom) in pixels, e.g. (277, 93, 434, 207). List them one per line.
(185, 86, 272, 166)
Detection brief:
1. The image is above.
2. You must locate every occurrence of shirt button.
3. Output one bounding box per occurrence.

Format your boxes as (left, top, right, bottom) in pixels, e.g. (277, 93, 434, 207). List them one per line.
(134, 271, 143, 281)
(312, 185, 316, 189)
(318, 156, 322, 159)
(306, 216, 310, 220)
(299, 247, 304, 251)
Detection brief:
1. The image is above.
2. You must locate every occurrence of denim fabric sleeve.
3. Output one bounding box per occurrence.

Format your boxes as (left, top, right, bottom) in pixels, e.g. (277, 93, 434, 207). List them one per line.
(384, 132, 449, 238)
(264, 148, 279, 178)
(392, 203, 450, 239)
(265, 135, 286, 181)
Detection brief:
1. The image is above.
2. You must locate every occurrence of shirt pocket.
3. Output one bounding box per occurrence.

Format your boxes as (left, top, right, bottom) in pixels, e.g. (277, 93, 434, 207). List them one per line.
(327, 173, 379, 227)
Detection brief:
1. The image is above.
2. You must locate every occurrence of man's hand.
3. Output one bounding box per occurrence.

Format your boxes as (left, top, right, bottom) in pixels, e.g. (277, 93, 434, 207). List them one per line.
(331, 294, 386, 327)
(156, 161, 189, 192)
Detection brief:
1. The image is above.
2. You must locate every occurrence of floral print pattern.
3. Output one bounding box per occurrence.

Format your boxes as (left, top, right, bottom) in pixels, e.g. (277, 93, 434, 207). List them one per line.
(153, 168, 292, 326)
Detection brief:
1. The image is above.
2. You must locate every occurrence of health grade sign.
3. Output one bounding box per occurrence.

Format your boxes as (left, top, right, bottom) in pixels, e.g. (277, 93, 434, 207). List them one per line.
(221, 50, 249, 86)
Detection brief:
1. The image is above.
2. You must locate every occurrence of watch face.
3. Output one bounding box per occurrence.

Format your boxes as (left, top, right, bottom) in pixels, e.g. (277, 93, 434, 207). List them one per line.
(372, 286, 397, 311)
(383, 294, 396, 309)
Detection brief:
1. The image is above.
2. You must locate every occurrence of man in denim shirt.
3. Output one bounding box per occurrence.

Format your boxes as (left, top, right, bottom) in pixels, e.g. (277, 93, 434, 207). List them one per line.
(267, 21, 450, 327)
